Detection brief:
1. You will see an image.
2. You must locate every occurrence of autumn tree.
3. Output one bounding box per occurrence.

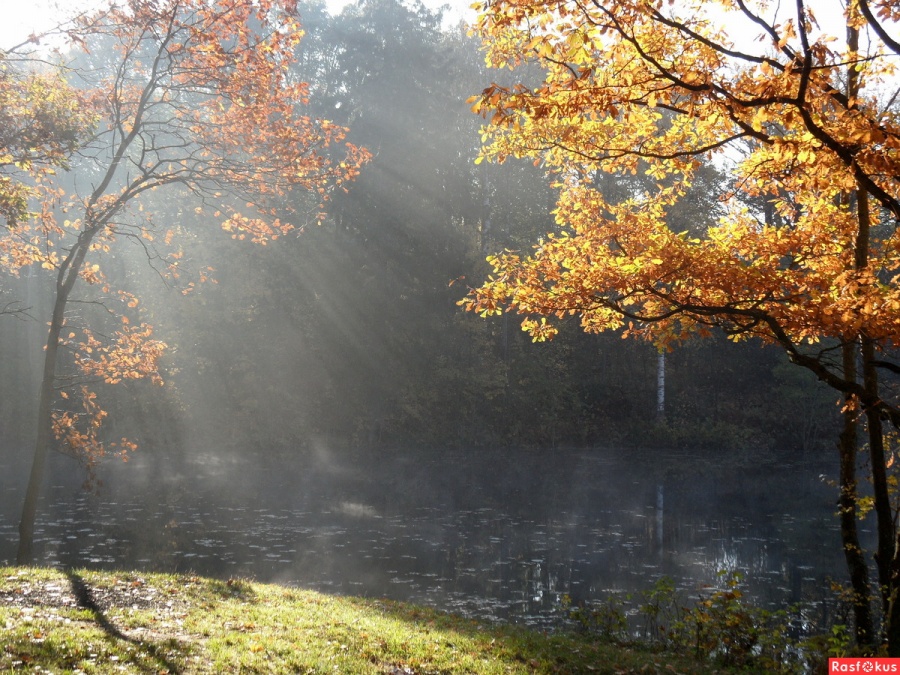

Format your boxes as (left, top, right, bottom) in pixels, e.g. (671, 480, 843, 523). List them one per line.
(3, 0, 368, 564)
(0, 46, 97, 317)
(463, 0, 900, 651)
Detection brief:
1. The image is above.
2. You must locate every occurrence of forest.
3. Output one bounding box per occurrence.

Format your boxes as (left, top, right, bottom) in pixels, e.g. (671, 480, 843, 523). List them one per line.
(3, 0, 899, 662)
(0, 0, 837, 470)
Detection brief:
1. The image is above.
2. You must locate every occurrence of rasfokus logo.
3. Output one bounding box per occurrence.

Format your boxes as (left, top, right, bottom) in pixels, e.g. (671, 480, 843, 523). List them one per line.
(830, 658, 900, 672)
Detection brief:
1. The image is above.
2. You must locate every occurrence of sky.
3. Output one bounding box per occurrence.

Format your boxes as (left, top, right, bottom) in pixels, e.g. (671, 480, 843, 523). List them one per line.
(2, 0, 854, 54)
(1, 0, 99, 51)
(0, 0, 476, 51)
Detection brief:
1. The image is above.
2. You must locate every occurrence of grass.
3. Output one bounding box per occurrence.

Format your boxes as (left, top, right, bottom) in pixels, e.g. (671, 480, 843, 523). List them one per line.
(0, 566, 734, 674)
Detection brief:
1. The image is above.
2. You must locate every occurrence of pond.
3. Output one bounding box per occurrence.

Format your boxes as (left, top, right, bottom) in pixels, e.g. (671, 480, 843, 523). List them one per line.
(0, 446, 847, 630)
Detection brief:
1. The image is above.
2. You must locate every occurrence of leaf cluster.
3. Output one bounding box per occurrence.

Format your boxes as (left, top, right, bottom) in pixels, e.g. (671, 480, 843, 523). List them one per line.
(464, 0, 900, 425)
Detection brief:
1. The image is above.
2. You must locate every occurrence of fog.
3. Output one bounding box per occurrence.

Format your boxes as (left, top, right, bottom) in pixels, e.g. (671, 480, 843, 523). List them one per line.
(0, 0, 844, 633)
(0, 445, 844, 630)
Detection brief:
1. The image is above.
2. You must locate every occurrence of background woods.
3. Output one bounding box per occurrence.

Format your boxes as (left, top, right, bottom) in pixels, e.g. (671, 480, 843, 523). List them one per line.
(0, 0, 839, 482)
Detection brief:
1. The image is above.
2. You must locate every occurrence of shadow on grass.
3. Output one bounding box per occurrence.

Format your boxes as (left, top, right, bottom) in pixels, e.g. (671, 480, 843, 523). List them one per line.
(66, 570, 185, 674)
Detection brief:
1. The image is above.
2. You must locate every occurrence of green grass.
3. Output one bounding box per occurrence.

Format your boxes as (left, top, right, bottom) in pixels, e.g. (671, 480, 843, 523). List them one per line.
(0, 566, 730, 673)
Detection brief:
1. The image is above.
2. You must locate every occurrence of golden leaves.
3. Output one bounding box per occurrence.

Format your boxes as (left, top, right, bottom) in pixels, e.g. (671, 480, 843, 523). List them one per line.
(521, 317, 559, 342)
(220, 213, 294, 245)
(51, 382, 140, 472)
(75, 322, 167, 386)
(465, 0, 900, 348)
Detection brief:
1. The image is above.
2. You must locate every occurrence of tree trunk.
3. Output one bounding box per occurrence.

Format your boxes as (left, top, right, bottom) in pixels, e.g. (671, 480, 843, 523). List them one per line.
(839, 341, 874, 645)
(656, 351, 665, 422)
(843, 24, 883, 639)
(866, 337, 900, 654)
(888, 527, 900, 655)
(17, 289, 67, 564)
(863, 340, 894, 597)
(16, 230, 95, 564)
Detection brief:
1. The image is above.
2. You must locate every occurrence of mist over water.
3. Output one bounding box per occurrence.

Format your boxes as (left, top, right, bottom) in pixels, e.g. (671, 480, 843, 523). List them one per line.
(0, 445, 844, 629)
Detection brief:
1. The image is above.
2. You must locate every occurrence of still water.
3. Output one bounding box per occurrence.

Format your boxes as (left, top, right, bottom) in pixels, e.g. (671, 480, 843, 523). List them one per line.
(0, 446, 846, 629)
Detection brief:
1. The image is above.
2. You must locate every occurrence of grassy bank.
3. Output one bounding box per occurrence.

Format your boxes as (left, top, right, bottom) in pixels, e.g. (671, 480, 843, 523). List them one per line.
(0, 566, 736, 674)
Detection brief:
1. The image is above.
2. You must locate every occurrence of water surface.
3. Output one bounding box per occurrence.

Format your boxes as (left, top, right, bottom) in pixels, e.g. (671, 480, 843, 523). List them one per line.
(0, 447, 845, 628)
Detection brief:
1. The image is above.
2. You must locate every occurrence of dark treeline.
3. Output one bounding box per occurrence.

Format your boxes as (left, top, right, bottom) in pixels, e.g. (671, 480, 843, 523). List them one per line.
(0, 0, 837, 478)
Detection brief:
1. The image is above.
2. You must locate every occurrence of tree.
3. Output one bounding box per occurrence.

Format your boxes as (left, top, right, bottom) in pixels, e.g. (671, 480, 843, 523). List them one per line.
(463, 0, 900, 651)
(4, 0, 368, 564)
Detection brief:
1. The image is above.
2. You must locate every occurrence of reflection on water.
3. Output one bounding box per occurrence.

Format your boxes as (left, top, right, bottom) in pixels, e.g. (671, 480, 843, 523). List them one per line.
(0, 447, 845, 628)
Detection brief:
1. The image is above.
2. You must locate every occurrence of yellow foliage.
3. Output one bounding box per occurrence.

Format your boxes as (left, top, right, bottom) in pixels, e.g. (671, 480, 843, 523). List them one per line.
(463, 0, 900, 353)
